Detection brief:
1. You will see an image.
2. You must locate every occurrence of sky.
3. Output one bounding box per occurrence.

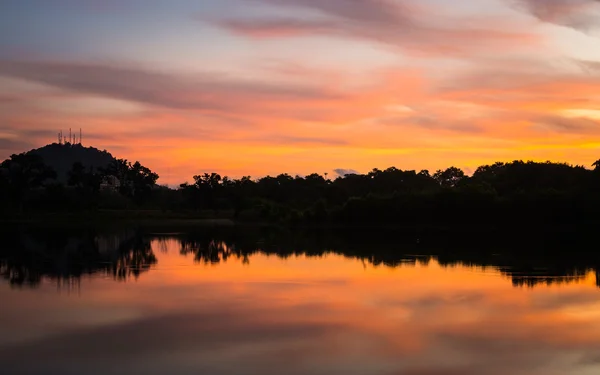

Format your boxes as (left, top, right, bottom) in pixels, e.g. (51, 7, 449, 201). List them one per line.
(1, 0, 600, 185)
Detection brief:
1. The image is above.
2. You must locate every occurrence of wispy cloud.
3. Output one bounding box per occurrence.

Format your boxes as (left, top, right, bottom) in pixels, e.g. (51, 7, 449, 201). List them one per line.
(0, 137, 34, 154)
(0, 60, 343, 112)
(436, 61, 600, 113)
(220, 18, 332, 37)
(510, 0, 600, 29)
(215, 0, 542, 57)
(252, 135, 349, 146)
(256, 0, 411, 25)
(0, 59, 430, 126)
(533, 115, 600, 133)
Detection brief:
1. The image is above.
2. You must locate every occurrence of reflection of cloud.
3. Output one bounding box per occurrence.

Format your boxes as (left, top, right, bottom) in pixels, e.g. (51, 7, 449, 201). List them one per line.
(399, 292, 487, 309)
(3, 274, 600, 375)
(2, 245, 600, 375)
(0, 306, 345, 375)
(530, 289, 600, 309)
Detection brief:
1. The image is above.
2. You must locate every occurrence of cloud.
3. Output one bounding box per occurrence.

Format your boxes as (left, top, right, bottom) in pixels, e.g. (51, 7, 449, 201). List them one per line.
(576, 60, 600, 73)
(436, 63, 600, 113)
(220, 18, 333, 37)
(510, 0, 600, 29)
(44, 0, 137, 15)
(379, 115, 484, 134)
(257, 0, 411, 25)
(0, 60, 342, 113)
(533, 115, 600, 133)
(333, 168, 359, 177)
(0, 138, 34, 155)
(0, 59, 431, 129)
(0, 95, 19, 104)
(258, 135, 349, 146)
(216, 0, 541, 58)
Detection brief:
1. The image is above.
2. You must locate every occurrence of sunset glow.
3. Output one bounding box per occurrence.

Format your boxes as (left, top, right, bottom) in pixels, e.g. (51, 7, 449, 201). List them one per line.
(1, 0, 600, 184)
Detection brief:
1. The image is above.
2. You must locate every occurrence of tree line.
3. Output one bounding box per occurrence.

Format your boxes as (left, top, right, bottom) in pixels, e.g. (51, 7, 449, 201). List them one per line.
(179, 161, 600, 226)
(2, 152, 600, 226)
(0, 153, 159, 213)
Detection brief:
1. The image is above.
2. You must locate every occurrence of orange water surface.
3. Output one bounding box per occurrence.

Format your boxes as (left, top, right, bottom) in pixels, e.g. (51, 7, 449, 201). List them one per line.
(1, 238, 600, 375)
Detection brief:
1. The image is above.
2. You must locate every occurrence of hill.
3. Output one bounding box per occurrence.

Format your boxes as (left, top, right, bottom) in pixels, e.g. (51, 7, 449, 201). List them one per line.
(26, 143, 116, 183)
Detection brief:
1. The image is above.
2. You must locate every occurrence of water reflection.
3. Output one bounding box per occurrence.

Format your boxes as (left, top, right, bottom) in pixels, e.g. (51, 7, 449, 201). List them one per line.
(2, 226, 599, 289)
(0, 227, 156, 287)
(1, 226, 600, 375)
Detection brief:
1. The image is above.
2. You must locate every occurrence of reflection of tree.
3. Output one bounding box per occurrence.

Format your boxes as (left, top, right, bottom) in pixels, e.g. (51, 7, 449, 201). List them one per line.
(0, 228, 156, 288)
(173, 227, 600, 289)
(108, 235, 157, 281)
(511, 276, 586, 288)
(3, 226, 600, 290)
(0, 261, 41, 288)
(504, 266, 589, 288)
(180, 237, 236, 264)
(435, 251, 599, 289)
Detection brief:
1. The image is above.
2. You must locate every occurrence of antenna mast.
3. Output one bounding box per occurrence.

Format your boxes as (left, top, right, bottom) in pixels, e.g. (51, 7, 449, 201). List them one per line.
(80, 128, 82, 145)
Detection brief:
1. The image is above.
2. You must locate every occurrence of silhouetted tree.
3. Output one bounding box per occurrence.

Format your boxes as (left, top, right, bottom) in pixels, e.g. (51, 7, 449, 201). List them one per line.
(99, 158, 159, 204)
(433, 167, 466, 188)
(0, 154, 56, 212)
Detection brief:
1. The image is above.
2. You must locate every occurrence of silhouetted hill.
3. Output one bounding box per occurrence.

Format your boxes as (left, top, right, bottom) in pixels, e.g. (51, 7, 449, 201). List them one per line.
(26, 143, 116, 183)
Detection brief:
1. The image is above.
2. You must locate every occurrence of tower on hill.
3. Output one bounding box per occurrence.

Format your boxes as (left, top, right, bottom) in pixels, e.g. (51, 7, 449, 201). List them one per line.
(58, 128, 83, 146)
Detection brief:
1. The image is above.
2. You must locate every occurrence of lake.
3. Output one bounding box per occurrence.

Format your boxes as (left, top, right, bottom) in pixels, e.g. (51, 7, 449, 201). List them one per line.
(1, 226, 600, 375)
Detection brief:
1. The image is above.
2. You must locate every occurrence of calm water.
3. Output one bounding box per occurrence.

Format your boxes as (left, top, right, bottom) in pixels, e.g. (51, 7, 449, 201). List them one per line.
(1, 227, 600, 375)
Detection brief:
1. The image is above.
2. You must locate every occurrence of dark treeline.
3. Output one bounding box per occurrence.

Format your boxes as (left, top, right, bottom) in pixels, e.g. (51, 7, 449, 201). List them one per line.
(178, 160, 600, 226)
(3, 146, 600, 227)
(2, 226, 599, 289)
(0, 152, 159, 213)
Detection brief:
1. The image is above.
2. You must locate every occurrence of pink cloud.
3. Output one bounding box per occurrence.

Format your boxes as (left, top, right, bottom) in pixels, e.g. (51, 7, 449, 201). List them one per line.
(511, 0, 600, 29)
(220, 18, 333, 37)
(215, 0, 543, 57)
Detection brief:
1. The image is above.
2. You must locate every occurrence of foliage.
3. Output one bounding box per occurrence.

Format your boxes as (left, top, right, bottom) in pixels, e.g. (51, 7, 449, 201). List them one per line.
(4, 145, 600, 227)
(0, 150, 159, 215)
(27, 143, 114, 183)
(163, 159, 600, 225)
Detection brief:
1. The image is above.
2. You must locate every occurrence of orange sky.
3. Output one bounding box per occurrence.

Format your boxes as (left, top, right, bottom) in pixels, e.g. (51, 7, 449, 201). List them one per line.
(1, 0, 600, 185)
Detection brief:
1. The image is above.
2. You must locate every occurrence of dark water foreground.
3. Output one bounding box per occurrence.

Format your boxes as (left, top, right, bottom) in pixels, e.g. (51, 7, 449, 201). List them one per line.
(1, 225, 600, 375)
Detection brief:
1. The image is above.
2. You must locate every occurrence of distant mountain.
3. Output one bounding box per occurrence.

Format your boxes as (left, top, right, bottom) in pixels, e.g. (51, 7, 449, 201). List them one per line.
(25, 143, 116, 183)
